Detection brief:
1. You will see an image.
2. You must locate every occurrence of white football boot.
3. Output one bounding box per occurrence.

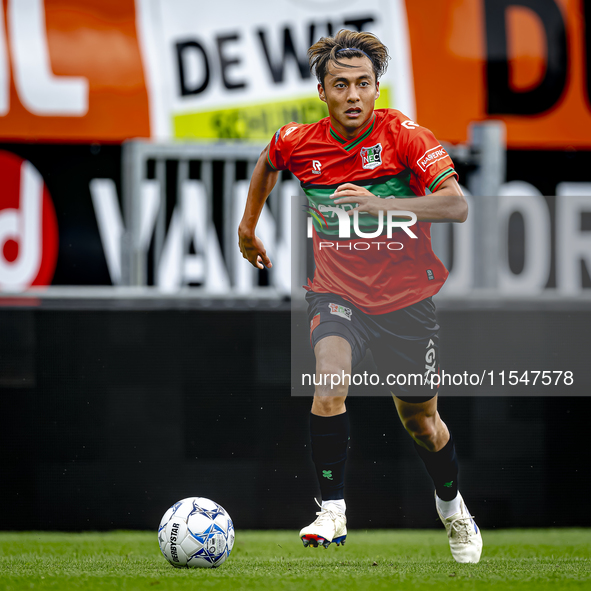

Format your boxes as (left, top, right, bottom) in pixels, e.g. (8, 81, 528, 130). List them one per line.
(436, 492, 483, 563)
(299, 499, 347, 548)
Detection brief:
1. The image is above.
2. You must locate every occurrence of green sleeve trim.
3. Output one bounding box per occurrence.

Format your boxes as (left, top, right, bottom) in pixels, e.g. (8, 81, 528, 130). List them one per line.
(266, 151, 278, 170)
(429, 168, 456, 193)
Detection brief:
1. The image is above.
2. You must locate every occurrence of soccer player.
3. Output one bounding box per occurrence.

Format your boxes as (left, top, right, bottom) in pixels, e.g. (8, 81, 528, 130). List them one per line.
(238, 29, 482, 563)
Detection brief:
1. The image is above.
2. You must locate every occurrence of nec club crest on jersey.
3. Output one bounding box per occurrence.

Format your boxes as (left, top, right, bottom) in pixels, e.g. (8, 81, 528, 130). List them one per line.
(360, 143, 383, 170)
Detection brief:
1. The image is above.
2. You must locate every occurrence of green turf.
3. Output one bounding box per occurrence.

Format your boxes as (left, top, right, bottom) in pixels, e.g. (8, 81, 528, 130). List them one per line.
(1, 530, 590, 590)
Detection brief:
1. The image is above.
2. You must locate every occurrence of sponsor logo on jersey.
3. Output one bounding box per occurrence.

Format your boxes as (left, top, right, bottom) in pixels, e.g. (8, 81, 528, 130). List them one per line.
(328, 303, 352, 320)
(417, 145, 448, 172)
(302, 204, 327, 229)
(283, 126, 298, 138)
(360, 143, 383, 170)
(312, 160, 322, 175)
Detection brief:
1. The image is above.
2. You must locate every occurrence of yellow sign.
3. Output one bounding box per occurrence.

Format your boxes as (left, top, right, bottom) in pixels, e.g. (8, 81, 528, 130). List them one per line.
(173, 87, 391, 141)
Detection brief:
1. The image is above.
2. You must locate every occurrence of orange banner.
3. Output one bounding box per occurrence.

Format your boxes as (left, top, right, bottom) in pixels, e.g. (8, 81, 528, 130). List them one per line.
(406, 0, 590, 149)
(0, 0, 150, 142)
(0, 0, 588, 148)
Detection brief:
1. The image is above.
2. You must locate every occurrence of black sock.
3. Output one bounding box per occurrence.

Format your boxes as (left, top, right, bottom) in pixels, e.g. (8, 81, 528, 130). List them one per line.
(309, 412, 349, 501)
(414, 432, 459, 501)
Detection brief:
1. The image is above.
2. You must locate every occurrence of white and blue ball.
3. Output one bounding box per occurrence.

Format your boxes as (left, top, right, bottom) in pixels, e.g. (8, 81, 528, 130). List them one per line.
(158, 497, 234, 568)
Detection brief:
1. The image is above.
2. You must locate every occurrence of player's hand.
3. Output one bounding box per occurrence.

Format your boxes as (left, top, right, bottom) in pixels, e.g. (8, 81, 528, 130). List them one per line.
(331, 183, 384, 217)
(238, 226, 272, 270)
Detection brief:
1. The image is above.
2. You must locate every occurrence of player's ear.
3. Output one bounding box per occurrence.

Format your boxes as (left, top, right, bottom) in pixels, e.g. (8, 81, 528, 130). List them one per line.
(375, 81, 380, 101)
(318, 83, 327, 103)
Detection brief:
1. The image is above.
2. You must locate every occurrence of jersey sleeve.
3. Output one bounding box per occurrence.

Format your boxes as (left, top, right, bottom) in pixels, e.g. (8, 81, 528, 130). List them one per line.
(266, 122, 302, 171)
(397, 117, 458, 193)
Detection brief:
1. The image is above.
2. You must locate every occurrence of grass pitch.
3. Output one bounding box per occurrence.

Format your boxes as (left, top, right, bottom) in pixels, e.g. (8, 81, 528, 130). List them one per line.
(1, 529, 590, 590)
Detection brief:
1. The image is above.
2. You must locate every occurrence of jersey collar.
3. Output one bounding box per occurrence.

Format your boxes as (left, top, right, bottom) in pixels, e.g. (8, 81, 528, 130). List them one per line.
(328, 113, 376, 152)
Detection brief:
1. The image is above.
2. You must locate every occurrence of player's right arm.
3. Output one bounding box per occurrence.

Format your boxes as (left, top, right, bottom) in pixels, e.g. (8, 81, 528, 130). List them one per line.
(238, 145, 279, 269)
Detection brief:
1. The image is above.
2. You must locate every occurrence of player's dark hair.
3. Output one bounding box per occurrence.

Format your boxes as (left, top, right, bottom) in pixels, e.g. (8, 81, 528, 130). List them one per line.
(308, 29, 390, 87)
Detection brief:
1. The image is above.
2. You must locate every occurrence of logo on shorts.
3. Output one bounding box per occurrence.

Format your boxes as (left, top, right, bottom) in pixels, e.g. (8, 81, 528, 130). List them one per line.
(426, 269, 434, 281)
(310, 313, 321, 331)
(424, 338, 437, 383)
(328, 303, 352, 321)
(360, 143, 382, 170)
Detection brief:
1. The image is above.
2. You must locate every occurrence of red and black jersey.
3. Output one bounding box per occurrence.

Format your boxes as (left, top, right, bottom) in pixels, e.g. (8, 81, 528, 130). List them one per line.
(267, 108, 457, 314)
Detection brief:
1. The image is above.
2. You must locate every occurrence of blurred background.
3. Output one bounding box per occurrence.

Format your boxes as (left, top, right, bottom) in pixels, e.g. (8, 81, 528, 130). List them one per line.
(0, 0, 589, 532)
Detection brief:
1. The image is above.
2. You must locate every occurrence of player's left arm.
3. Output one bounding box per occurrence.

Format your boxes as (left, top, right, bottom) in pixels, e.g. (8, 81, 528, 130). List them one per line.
(331, 179, 468, 223)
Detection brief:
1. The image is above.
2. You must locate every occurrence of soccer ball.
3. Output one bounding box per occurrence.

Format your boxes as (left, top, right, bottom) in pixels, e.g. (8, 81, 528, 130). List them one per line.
(158, 497, 235, 568)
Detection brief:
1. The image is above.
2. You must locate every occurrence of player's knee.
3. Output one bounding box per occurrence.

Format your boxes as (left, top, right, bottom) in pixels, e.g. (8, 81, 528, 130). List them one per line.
(312, 395, 346, 416)
(314, 362, 350, 398)
(315, 380, 348, 399)
(403, 417, 438, 449)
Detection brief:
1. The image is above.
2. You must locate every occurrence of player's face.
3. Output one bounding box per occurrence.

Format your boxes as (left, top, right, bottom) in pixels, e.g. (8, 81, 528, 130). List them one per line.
(318, 56, 380, 140)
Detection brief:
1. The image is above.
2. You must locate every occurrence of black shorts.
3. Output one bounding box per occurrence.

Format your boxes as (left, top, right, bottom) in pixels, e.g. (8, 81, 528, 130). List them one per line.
(306, 291, 440, 402)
